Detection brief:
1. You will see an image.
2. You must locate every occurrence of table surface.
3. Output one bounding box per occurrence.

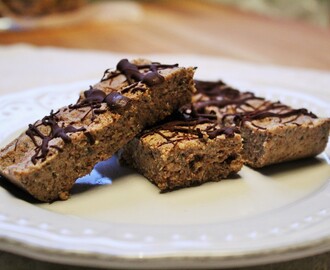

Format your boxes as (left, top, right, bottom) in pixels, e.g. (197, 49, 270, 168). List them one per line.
(1, 0, 330, 71)
(0, 1, 329, 269)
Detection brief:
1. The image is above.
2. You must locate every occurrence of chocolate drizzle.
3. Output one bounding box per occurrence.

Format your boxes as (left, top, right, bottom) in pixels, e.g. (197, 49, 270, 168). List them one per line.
(24, 58, 178, 164)
(140, 100, 240, 146)
(105, 92, 131, 111)
(141, 79, 318, 145)
(192, 80, 317, 128)
(101, 59, 178, 91)
(69, 86, 131, 120)
(27, 84, 128, 164)
(141, 115, 240, 148)
(194, 80, 241, 99)
(26, 110, 85, 164)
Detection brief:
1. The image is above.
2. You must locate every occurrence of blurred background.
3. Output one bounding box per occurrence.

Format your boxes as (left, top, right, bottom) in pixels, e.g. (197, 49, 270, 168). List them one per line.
(0, 0, 329, 69)
(1, 0, 329, 28)
(216, 0, 330, 27)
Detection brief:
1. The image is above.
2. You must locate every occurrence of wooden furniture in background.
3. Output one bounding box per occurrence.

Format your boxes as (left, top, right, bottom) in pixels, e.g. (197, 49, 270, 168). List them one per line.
(0, 0, 329, 70)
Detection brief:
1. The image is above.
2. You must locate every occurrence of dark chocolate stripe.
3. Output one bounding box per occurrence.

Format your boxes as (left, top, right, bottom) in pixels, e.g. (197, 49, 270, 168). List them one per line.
(101, 59, 178, 89)
(140, 79, 318, 144)
(193, 80, 318, 126)
(25, 59, 177, 164)
(26, 110, 85, 164)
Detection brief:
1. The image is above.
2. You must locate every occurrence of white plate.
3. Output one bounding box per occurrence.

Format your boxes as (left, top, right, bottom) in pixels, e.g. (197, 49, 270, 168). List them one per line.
(0, 78, 329, 269)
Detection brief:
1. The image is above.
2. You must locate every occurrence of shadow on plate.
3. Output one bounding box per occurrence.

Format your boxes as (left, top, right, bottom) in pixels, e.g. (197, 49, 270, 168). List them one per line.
(0, 156, 135, 203)
(0, 175, 41, 204)
(70, 155, 135, 196)
(256, 156, 325, 177)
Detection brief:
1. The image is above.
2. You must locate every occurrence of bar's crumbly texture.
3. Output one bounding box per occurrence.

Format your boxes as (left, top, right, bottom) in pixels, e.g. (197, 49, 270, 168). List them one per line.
(193, 80, 330, 168)
(0, 59, 195, 202)
(120, 119, 243, 191)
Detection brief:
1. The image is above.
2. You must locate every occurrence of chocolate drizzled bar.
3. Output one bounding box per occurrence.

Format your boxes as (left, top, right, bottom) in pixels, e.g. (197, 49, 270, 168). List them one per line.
(193, 80, 330, 167)
(0, 59, 195, 202)
(120, 97, 244, 192)
(121, 79, 329, 191)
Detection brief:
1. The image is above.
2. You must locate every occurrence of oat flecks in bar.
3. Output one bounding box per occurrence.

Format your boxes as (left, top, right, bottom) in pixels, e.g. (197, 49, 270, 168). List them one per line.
(0, 58, 195, 202)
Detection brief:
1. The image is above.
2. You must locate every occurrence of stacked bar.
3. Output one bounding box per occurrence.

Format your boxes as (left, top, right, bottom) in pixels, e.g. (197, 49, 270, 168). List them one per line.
(0, 59, 195, 201)
(121, 79, 330, 191)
